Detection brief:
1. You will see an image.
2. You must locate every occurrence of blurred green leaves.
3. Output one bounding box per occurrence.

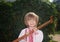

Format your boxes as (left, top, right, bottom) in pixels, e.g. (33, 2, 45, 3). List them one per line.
(0, 0, 60, 42)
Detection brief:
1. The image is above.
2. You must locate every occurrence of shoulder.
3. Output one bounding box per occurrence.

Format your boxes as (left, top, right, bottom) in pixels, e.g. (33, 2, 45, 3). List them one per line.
(37, 30, 43, 33)
(21, 28, 27, 32)
(18, 28, 27, 38)
(37, 30, 43, 35)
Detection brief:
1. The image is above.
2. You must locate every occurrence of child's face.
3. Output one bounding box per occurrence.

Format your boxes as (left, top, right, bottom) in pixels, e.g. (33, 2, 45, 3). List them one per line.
(27, 19, 37, 27)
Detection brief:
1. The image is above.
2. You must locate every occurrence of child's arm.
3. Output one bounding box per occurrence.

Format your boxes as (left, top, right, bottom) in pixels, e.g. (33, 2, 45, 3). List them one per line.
(18, 29, 26, 42)
(18, 29, 25, 38)
(12, 29, 26, 42)
(38, 30, 43, 42)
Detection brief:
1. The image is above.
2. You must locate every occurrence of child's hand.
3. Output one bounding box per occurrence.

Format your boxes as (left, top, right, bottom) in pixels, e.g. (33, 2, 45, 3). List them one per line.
(50, 16, 53, 23)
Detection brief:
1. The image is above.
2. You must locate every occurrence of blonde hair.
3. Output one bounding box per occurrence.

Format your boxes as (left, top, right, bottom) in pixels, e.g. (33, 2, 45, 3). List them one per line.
(24, 12, 39, 26)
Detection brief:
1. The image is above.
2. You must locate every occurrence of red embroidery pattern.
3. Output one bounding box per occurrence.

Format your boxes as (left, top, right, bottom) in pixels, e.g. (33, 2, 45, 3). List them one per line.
(29, 29, 33, 42)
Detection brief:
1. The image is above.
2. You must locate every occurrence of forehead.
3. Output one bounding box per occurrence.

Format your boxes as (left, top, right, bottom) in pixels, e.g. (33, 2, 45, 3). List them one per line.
(27, 14, 36, 18)
(26, 17, 37, 21)
(26, 14, 37, 19)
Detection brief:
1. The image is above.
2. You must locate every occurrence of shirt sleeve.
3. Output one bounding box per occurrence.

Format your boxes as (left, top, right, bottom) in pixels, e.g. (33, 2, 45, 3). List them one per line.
(39, 30, 43, 42)
(18, 29, 26, 42)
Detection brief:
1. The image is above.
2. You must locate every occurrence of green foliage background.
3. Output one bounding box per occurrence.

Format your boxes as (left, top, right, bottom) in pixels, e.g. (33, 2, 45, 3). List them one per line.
(0, 0, 60, 42)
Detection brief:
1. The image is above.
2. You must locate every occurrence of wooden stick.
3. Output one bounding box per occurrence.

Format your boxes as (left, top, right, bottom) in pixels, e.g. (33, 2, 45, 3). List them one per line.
(12, 16, 53, 42)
